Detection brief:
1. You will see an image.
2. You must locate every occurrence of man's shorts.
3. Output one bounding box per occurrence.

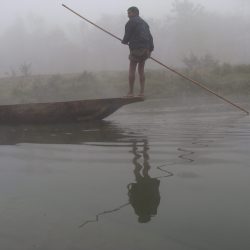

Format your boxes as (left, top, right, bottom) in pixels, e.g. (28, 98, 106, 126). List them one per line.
(129, 48, 151, 63)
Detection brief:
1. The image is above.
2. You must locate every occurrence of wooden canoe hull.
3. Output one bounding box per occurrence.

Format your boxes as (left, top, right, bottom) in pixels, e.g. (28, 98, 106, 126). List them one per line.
(0, 97, 144, 124)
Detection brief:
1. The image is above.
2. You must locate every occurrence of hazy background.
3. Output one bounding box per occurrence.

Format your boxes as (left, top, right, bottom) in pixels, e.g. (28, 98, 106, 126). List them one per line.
(1, 0, 250, 76)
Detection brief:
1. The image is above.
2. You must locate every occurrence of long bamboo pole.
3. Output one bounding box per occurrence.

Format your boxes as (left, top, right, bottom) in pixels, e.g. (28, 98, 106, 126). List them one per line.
(62, 4, 249, 115)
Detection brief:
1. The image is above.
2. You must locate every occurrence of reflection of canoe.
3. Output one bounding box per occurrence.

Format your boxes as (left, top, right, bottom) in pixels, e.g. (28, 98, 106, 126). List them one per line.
(0, 97, 144, 124)
(0, 121, 145, 145)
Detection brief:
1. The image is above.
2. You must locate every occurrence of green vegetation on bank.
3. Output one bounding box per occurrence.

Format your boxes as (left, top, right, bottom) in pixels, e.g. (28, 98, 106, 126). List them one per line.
(0, 63, 249, 104)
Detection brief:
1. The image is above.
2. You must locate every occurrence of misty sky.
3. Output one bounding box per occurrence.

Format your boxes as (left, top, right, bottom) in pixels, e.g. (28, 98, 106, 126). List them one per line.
(1, 0, 250, 76)
(1, 0, 249, 32)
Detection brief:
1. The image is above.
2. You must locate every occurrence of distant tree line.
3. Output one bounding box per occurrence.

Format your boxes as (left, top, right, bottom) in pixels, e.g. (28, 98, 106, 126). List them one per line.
(0, 0, 250, 77)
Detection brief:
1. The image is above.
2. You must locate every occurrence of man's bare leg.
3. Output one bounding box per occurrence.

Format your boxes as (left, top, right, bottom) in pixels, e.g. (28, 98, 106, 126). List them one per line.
(138, 60, 146, 96)
(127, 60, 137, 97)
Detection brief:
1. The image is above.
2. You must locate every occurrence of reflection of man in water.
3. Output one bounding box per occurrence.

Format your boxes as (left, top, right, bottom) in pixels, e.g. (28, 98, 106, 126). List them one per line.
(128, 140, 160, 223)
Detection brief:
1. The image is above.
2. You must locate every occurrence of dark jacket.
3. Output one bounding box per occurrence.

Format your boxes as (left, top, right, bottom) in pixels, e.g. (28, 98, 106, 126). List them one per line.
(122, 16, 154, 51)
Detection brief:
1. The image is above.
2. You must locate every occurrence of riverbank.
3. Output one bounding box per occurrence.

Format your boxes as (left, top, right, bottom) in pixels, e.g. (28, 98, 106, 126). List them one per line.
(0, 65, 249, 104)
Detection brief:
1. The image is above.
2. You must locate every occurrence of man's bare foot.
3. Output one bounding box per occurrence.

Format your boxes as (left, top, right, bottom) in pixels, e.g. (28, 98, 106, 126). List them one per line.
(137, 93, 144, 97)
(124, 93, 134, 98)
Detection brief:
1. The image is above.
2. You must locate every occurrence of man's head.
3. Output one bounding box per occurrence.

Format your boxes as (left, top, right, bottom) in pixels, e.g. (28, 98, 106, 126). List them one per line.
(127, 6, 139, 18)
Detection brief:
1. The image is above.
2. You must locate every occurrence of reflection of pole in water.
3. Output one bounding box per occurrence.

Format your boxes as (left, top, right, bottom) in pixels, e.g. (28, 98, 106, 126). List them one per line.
(128, 140, 161, 223)
(79, 202, 129, 228)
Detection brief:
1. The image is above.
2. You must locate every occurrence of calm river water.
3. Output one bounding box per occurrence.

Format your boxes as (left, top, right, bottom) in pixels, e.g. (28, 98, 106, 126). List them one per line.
(0, 98, 249, 250)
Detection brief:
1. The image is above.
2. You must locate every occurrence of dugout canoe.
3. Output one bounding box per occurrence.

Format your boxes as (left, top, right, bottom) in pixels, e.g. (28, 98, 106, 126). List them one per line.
(0, 97, 144, 124)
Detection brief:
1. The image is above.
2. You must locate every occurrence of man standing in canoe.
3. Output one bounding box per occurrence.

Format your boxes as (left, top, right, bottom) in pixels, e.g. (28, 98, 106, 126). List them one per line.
(122, 6, 154, 97)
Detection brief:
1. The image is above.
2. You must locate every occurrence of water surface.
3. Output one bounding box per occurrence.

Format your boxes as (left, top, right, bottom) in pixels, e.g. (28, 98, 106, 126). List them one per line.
(0, 99, 249, 250)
